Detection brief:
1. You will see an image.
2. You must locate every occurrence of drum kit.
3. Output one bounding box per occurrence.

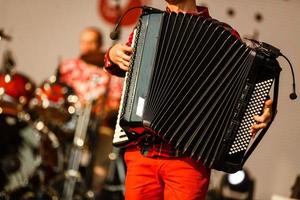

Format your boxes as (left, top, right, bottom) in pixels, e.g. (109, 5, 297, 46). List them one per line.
(0, 31, 95, 199)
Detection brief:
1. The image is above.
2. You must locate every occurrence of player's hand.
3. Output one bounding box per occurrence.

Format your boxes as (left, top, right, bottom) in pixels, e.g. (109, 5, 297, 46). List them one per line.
(109, 43, 133, 71)
(251, 99, 273, 137)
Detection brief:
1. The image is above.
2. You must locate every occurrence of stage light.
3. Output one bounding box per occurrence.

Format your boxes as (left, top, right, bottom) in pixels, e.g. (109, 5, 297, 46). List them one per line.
(220, 169, 255, 200)
(228, 170, 246, 185)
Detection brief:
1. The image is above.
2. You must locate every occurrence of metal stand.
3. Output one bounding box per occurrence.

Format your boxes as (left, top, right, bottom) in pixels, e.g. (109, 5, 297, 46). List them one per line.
(62, 103, 92, 200)
(99, 147, 126, 200)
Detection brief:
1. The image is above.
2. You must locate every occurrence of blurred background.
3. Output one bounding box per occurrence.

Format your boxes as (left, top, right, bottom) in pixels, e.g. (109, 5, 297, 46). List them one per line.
(0, 0, 299, 199)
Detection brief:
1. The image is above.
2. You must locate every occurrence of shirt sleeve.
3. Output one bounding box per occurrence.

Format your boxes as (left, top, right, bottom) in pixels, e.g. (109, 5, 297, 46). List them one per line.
(104, 31, 135, 77)
(221, 22, 241, 39)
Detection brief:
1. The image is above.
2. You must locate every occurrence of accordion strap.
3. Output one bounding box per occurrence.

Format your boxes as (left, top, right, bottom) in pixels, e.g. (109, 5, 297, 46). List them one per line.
(242, 70, 280, 165)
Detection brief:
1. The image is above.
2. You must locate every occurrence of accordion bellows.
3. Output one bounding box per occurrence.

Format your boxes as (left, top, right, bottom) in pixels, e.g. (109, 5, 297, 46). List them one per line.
(114, 10, 281, 173)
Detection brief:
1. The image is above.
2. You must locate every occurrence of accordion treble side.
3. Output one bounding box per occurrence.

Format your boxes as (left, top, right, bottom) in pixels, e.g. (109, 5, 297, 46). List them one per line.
(113, 9, 281, 173)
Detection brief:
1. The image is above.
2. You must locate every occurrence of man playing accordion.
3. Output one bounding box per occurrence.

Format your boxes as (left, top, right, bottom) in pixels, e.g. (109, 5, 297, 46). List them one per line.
(104, 0, 272, 199)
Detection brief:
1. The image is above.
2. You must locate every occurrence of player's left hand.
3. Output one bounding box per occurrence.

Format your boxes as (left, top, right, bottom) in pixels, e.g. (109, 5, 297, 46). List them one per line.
(251, 99, 273, 137)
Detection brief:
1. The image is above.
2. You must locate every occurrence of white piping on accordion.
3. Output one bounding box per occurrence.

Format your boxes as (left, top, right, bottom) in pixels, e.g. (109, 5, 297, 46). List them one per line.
(112, 29, 138, 146)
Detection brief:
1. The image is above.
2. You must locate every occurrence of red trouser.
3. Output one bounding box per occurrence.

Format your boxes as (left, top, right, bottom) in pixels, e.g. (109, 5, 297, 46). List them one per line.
(124, 150, 210, 200)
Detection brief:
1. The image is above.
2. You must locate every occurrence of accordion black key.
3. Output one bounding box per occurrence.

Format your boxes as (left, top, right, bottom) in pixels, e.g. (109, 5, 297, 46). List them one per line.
(113, 9, 281, 173)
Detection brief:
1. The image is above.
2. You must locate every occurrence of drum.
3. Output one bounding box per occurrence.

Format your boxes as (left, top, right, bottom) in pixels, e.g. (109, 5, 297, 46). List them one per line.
(2, 121, 42, 192)
(29, 76, 79, 137)
(0, 72, 35, 116)
(0, 113, 64, 196)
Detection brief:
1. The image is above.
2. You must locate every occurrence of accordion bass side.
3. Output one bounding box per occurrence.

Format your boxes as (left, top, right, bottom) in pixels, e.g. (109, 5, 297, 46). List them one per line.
(113, 9, 281, 173)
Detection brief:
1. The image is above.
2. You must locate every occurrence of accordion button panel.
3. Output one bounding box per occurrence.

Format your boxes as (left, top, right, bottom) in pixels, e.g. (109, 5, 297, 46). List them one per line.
(229, 79, 273, 155)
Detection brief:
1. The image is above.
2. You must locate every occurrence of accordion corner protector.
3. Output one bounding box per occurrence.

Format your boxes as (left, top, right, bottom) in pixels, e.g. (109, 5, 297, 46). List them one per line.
(143, 120, 151, 128)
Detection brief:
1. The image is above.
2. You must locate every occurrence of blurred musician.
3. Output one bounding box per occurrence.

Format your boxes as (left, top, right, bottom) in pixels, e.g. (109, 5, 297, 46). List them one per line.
(58, 27, 123, 192)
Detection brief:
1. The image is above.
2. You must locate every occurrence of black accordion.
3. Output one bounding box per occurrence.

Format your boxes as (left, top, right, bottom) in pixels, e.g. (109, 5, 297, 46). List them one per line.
(113, 8, 281, 173)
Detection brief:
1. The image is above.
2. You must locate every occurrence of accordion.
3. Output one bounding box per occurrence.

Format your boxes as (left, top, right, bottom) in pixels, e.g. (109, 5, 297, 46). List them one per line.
(113, 8, 281, 173)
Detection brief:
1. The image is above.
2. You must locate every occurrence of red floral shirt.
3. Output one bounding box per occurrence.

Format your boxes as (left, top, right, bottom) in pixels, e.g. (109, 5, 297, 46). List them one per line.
(104, 6, 240, 158)
(60, 58, 123, 114)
